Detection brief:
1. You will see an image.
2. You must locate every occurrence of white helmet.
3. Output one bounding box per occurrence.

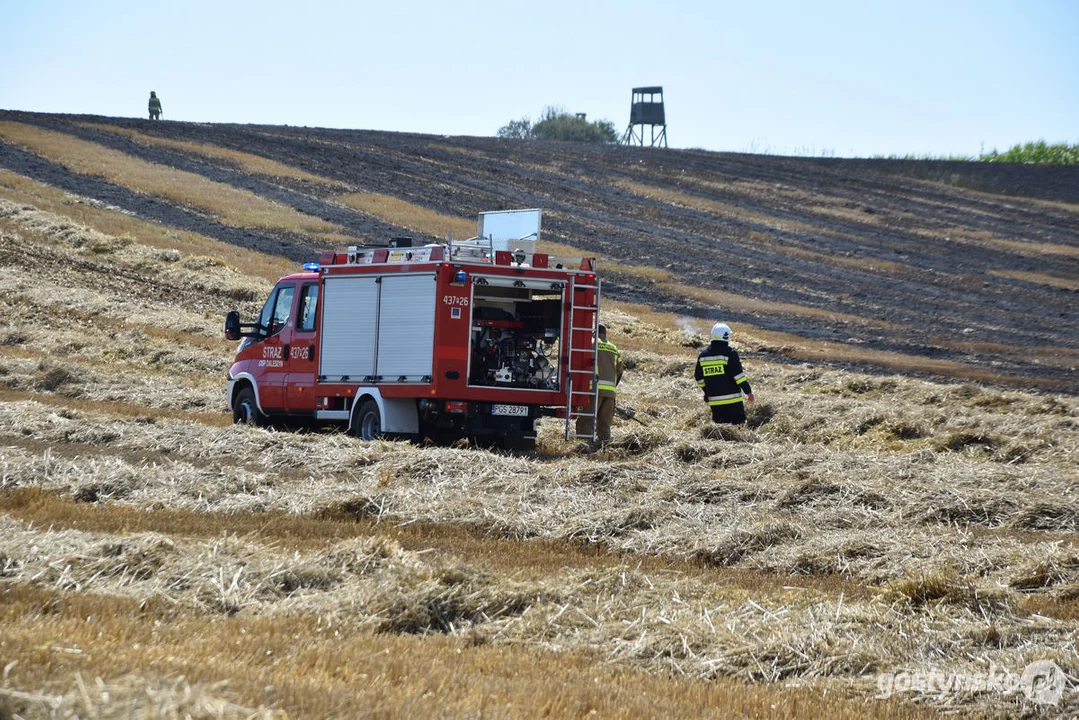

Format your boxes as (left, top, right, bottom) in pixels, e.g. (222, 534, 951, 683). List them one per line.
(711, 322, 732, 342)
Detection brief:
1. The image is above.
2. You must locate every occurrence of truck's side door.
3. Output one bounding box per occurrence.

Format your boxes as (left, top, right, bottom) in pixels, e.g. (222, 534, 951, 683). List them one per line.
(285, 282, 319, 414)
(254, 282, 297, 412)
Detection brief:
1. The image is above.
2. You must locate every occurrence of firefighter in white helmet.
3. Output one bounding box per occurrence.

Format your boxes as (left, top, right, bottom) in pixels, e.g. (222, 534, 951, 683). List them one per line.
(694, 322, 755, 425)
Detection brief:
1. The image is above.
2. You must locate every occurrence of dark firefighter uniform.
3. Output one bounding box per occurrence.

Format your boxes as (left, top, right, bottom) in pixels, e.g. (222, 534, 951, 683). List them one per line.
(694, 340, 753, 424)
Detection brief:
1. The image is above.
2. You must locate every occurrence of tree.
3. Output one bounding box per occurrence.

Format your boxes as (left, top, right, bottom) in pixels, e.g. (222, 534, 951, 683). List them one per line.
(497, 106, 619, 144)
(496, 118, 532, 140)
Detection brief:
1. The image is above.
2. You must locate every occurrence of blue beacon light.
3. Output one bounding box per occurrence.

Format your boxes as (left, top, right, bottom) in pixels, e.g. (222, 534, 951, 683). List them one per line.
(303, 262, 321, 272)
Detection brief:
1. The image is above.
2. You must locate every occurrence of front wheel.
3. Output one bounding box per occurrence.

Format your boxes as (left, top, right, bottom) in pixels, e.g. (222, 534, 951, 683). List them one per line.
(233, 386, 266, 427)
(352, 400, 382, 441)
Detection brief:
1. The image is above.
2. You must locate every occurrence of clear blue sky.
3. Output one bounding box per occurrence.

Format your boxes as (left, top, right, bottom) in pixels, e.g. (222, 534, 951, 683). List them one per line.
(3, 0, 1076, 157)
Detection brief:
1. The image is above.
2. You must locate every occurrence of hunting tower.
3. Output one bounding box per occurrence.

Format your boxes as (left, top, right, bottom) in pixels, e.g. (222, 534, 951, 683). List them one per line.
(622, 86, 667, 148)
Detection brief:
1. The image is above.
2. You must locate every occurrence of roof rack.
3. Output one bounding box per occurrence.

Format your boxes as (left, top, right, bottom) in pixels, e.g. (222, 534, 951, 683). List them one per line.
(447, 233, 492, 263)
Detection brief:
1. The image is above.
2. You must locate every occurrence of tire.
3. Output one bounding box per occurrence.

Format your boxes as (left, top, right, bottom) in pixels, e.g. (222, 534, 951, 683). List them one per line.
(501, 436, 537, 452)
(233, 386, 266, 427)
(465, 433, 496, 449)
(353, 400, 382, 441)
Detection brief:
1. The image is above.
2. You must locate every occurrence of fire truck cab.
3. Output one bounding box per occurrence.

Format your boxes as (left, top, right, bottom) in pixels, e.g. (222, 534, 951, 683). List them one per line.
(225, 210, 600, 450)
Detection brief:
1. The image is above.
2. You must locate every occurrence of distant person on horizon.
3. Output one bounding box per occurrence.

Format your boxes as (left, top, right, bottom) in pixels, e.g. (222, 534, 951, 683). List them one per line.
(694, 322, 755, 425)
(148, 91, 162, 120)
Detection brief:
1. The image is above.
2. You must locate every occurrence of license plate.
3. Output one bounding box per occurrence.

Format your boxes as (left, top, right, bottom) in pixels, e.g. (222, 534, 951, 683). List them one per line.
(492, 404, 528, 417)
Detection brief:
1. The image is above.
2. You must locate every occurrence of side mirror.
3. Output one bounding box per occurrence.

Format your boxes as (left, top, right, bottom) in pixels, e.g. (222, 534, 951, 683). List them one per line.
(225, 311, 241, 341)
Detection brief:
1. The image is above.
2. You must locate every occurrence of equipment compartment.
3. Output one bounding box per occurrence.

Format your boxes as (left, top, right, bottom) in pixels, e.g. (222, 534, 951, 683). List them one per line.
(468, 286, 563, 390)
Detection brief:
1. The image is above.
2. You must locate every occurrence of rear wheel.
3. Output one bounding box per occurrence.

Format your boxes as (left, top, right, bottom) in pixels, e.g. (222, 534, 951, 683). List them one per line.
(233, 386, 266, 427)
(352, 400, 382, 441)
(501, 436, 537, 452)
(469, 435, 499, 450)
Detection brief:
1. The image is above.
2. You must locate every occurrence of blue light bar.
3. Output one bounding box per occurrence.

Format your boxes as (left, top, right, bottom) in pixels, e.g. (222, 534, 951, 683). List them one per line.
(303, 262, 320, 272)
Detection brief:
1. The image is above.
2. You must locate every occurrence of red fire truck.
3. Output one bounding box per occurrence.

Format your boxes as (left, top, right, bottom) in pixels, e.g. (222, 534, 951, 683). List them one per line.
(225, 215, 600, 450)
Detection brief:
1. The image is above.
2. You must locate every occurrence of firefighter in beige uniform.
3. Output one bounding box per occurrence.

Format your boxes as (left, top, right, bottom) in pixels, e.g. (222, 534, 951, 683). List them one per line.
(577, 323, 624, 445)
(148, 91, 162, 120)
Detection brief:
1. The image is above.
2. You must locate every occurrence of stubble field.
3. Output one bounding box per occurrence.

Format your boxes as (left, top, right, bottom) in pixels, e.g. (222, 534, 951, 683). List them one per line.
(0, 113, 1076, 718)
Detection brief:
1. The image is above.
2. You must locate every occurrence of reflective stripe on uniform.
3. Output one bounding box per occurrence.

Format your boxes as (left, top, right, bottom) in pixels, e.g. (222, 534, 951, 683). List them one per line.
(699, 357, 727, 377)
(734, 372, 748, 385)
(707, 393, 743, 406)
(597, 340, 620, 393)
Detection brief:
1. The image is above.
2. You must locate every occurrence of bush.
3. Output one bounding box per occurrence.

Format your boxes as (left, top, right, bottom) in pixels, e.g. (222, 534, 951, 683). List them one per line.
(498, 106, 619, 144)
(980, 140, 1079, 165)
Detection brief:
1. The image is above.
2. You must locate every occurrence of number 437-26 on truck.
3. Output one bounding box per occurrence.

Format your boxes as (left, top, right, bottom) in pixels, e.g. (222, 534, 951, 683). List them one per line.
(224, 209, 602, 451)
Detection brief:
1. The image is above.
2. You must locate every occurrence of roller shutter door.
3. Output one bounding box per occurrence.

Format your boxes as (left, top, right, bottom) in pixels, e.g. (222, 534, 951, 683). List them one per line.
(319, 276, 378, 379)
(376, 274, 435, 379)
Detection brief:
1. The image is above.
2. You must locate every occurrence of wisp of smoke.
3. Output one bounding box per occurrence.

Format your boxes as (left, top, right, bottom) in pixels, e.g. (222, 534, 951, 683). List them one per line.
(676, 316, 700, 339)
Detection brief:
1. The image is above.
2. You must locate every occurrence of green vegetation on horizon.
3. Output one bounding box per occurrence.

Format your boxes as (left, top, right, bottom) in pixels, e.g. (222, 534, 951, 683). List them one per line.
(498, 105, 619, 144)
(980, 139, 1079, 165)
(881, 140, 1079, 164)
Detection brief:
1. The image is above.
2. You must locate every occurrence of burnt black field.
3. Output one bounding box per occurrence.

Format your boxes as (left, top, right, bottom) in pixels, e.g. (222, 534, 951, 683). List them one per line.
(2, 110, 1076, 391)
